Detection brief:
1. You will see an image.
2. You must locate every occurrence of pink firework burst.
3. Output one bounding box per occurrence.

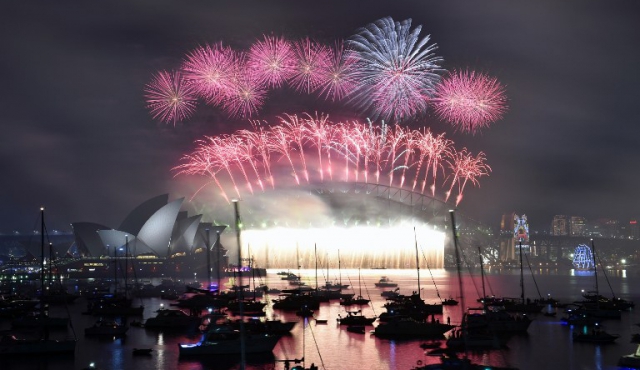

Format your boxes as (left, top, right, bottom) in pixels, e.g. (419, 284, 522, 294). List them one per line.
(222, 54, 268, 118)
(316, 42, 359, 101)
(433, 69, 507, 134)
(289, 38, 331, 94)
(144, 70, 198, 125)
(248, 35, 297, 88)
(181, 43, 237, 106)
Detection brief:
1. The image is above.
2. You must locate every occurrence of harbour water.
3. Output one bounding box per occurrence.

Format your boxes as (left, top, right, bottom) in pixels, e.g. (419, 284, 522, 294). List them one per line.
(2, 268, 639, 370)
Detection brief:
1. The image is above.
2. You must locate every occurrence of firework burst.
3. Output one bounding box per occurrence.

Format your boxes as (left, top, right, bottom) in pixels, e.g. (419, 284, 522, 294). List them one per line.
(144, 70, 198, 125)
(181, 43, 237, 106)
(289, 38, 332, 94)
(316, 42, 359, 102)
(347, 17, 444, 122)
(433, 69, 507, 134)
(248, 35, 297, 88)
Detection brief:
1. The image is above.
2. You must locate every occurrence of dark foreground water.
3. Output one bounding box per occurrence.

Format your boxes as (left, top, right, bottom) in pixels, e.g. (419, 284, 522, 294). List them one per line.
(2, 268, 640, 370)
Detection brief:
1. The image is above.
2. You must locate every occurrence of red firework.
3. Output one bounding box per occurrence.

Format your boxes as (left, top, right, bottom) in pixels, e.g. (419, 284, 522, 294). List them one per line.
(248, 35, 297, 88)
(144, 70, 198, 125)
(433, 69, 507, 134)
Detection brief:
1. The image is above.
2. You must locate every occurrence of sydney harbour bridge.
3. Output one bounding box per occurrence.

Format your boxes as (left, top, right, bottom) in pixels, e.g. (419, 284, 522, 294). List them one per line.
(199, 181, 494, 270)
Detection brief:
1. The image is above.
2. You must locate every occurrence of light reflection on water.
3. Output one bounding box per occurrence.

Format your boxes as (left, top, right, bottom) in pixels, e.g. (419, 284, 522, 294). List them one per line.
(1, 268, 639, 370)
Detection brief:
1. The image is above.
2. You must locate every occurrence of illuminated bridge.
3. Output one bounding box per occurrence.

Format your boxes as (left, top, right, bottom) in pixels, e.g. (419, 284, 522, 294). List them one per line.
(197, 182, 488, 270)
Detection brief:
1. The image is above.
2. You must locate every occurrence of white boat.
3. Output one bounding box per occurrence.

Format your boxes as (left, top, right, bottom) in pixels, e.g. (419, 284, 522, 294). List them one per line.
(374, 276, 398, 288)
(618, 344, 640, 368)
(178, 324, 281, 356)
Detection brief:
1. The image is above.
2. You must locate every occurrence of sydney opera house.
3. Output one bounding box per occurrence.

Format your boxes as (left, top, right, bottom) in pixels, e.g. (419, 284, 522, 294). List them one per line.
(0, 194, 234, 280)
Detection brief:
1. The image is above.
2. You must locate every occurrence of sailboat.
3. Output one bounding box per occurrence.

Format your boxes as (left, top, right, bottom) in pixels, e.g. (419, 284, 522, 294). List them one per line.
(0, 207, 76, 355)
(373, 229, 453, 339)
(179, 201, 282, 358)
(340, 268, 370, 306)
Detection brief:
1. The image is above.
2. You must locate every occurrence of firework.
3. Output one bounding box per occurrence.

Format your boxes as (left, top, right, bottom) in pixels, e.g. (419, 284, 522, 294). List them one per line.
(289, 38, 332, 94)
(221, 53, 268, 118)
(176, 114, 490, 205)
(445, 148, 491, 205)
(144, 70, 198, 125)
(181, 43, 237, 106)
(316, 42, 358, 101)
(347, 17, 444, 122)
(248, 35, 297, 88)
(433, 69, 507, 134)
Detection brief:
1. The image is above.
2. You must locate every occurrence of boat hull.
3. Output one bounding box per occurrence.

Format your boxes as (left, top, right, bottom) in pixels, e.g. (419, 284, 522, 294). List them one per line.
(178, 334, 281, 356)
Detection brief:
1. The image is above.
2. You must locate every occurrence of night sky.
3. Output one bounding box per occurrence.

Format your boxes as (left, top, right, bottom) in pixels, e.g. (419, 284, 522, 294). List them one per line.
(2, 1, 640, 233)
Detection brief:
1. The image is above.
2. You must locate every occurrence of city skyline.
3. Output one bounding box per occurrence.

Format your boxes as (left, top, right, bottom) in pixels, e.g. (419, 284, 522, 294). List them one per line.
(2, 1, 640, 234)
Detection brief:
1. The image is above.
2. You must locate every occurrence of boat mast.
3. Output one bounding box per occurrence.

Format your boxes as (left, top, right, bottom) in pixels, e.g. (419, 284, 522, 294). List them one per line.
(478, 247, 487, 310)
(40, 207, 46, 312)
(125, 235, 129, 298)
(414, 227, 421, 298)
(591, 239, 599, 297)
(315, 244, 318, 292)
(206, 228, 211, 291)
(449, 211, 466, 319)
(233, 200, 246, 369)
(519, 240, 525, 305)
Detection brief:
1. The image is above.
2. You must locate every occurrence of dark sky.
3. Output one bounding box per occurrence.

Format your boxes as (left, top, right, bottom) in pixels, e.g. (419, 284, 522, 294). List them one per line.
(2, 0, 640, 233)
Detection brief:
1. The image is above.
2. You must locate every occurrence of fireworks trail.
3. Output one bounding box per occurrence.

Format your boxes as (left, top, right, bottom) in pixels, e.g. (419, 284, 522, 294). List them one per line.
(174, 140, 231, 203)
(302, 113, 335, 181)
(248, 35, 297, 88)
(433, 69, 507, 134)
(175, 113, 489, 205)
(279, 114, 311, 183)
(144, 70, 198, 125)
(268, 125, 301, 185)
(347, 17, 444, 122)
(239, 122, 274, 189)
(445, 148, 491, 205)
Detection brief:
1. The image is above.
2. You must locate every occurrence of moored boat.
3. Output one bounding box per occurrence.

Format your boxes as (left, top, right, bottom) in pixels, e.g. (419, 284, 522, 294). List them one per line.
(178, 324, 281, 356)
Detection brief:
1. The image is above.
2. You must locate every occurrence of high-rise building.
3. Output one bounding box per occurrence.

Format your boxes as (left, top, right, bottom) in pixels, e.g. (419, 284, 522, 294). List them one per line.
(570, 216, 587, 236)
(629, 219, 639, 240)
(552, 215, 568, 236)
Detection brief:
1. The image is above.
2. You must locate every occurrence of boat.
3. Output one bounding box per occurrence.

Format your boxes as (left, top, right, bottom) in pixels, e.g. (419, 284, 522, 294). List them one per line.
(84, 319, 129, 336)
(0, 208, 76, 356)
(0, 333, 76, 355)
(340, 268, 370, 306)
(132, 348, 153, 356)
(412, 352, 519, 369)
(144, 308, 202, 329)
(337, 310, 376, 326)
(178, 324, 281, 356)
(373, 317, 453, 339)
(346, 325, 366, 334)
(374, 276, 398, 288)
(573, 326, 620, 343)
(618, 344, 640, 368)
(441, 297, 458, 306)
